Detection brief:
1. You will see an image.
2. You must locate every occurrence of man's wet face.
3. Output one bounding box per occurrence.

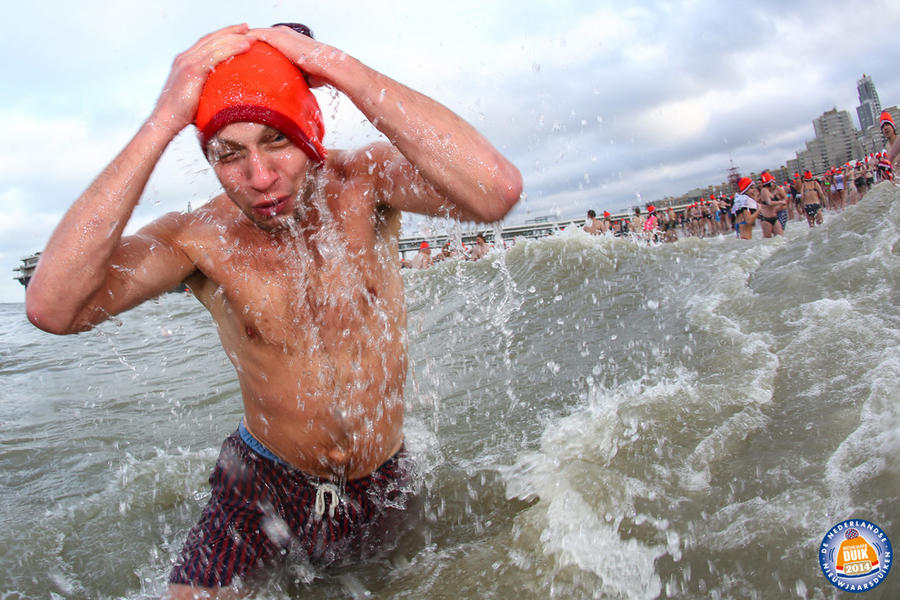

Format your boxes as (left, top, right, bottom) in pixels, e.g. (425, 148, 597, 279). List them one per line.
(209, 123, 313, 230)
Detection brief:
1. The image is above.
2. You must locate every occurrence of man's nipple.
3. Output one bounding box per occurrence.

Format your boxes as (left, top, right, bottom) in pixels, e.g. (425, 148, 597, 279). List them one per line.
(327, 446, 350, 466)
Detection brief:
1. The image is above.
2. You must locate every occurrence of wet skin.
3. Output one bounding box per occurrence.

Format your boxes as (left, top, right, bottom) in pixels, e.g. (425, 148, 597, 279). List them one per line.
(182, 123, 407, 480)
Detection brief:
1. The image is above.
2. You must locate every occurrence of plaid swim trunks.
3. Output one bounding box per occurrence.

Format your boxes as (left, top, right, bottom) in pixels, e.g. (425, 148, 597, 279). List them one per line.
(168, 423, 418, 588)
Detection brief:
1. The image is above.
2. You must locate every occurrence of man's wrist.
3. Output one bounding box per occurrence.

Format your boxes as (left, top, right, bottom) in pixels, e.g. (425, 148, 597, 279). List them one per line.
(140, 114, 185, 148)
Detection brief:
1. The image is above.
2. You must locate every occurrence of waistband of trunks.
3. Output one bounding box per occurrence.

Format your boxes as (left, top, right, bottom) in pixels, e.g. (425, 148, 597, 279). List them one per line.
(238, 419, 292, 468)
(237, 419, 408, 482)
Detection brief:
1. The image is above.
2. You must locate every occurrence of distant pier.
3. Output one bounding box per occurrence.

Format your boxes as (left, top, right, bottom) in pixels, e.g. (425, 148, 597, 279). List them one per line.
(13, 252, 40, 288)
(397, 205, 690, 258)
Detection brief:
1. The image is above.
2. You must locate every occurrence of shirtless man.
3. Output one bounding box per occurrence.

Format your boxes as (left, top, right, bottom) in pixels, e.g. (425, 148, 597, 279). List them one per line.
(880, 112, 900, 173)
(660, 206, 678, 242)
(756, 172, 786, 237)
(630, 207, 645, 237)
(409, 241, 433, 269)
(598, 211, 611, 234)
(881, 112, 897, 148)
(800, 171, 826, 227)
(467, 233, 490, 260)
(584, 209, 603, 234)
(25, 24, 521, 598)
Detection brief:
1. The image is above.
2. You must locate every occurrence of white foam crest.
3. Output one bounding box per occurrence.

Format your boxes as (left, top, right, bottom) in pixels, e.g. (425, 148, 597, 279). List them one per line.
(699, 485, 826, 553)
(499, 377, 712, 598)
(670, 248, 782, 491)
(538, 479, 664, 599)
(109, 446, 220, 513)
(400, 415, 442, 478)
(503, 225, 646, 264)
(780, 296, 890, 365)
(503, 447, 665, 599)
(824, 348, 900, 509)
(504, 365, 701, 494)
(33, 445, 218, 528)
(682, 404, 771, 489)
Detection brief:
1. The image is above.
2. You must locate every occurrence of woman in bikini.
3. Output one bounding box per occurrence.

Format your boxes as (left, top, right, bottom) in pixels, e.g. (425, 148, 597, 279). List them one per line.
(757, 172, 786, 237)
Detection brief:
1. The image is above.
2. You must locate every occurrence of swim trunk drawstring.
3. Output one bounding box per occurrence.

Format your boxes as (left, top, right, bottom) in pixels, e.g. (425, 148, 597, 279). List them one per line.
(314, 482, 341, 519)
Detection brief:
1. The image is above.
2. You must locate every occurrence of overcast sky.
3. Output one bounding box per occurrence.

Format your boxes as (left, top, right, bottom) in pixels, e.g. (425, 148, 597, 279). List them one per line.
(2, 0, 899, 303)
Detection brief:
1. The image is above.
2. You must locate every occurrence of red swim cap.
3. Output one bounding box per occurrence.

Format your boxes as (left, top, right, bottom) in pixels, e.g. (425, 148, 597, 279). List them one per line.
(803, 171, 813, 181)
(195, 41, 326, 163)
(737, 177, 752, 194)
(759, 172, 775, 185)
(880, 111, 895, 131)
(420, 241, 430, 249)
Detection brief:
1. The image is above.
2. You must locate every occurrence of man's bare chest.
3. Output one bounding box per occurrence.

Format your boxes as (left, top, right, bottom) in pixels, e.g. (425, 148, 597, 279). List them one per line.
(198, 240, 400, 346)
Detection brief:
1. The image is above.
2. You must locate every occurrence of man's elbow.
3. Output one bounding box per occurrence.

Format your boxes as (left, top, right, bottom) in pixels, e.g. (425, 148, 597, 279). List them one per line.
(478, 163, 523, 223)
(25, 287, 82, 335)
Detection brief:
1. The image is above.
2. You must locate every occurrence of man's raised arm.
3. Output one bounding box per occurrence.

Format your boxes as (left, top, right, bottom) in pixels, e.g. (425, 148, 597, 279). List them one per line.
(254, 27, 522, 223)
(26, 26, 254, 335)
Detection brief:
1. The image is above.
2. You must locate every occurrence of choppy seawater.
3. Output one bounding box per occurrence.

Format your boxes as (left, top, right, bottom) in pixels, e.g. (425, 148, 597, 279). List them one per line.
(1, 184, 898, 599)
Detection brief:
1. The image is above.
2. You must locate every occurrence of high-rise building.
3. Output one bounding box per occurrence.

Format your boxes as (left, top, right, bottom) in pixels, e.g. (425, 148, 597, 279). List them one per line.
(856, 74, 882, 131)
(798, 108, 861, 172)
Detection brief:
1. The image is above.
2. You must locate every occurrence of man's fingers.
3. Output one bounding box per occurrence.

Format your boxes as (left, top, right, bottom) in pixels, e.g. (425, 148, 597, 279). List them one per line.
(194, 23, 249, 46)
(182, 33, 253, 74)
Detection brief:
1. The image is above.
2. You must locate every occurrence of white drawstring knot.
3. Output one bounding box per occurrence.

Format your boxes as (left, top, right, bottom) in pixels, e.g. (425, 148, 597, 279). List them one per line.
(314, 482, 341, 519)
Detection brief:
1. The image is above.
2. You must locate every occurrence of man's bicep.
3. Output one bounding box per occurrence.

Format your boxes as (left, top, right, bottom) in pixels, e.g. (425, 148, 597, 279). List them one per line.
(78, 219, 196, 328)
(351, 143, 472, 220)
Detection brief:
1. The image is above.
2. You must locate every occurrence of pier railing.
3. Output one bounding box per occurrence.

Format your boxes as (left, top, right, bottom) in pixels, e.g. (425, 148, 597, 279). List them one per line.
(398, 204, 692, 257)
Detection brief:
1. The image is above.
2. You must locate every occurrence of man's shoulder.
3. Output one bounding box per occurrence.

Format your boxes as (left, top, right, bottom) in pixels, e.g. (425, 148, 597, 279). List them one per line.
(145, 195, 236, 246)
(324, 142, 395, 180)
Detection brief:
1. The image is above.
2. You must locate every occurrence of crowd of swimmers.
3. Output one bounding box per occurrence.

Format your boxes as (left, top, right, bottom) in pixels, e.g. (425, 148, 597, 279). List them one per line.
(402, 234, 492, 269)
(582, 110, 898, 242)
(404, 110, 900, 267)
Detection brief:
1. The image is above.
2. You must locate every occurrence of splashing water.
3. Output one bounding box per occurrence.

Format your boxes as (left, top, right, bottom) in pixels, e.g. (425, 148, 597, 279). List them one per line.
(1, 184, 898, 598)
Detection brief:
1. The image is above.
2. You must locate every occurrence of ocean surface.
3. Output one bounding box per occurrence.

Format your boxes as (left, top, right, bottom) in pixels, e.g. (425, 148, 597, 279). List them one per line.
(1, 184, 898, 599)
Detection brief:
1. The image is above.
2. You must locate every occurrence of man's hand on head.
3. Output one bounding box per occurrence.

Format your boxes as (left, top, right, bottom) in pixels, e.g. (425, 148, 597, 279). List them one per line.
(150, 24, 255, 136)
(250, 26, 345, 89)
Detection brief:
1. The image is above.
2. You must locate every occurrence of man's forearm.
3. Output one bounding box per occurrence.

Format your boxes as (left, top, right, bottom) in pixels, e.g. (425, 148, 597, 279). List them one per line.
(26, 120, 176, 333)
(331, 55, 521, 221)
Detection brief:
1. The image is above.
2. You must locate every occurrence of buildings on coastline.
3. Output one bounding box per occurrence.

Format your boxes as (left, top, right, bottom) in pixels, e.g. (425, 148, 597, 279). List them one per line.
(856, 73, 882, 131)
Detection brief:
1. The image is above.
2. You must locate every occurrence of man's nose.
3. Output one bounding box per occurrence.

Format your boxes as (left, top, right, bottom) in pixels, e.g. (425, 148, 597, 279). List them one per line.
(246, 151, 278, 191)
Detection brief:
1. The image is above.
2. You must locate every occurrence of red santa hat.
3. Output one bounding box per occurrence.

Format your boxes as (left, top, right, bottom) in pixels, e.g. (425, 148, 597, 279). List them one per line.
(195, 41, 327, 164)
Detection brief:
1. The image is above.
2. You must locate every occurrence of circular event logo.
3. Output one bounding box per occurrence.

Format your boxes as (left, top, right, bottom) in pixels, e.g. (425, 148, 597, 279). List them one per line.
(820, 519, 892, 593)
